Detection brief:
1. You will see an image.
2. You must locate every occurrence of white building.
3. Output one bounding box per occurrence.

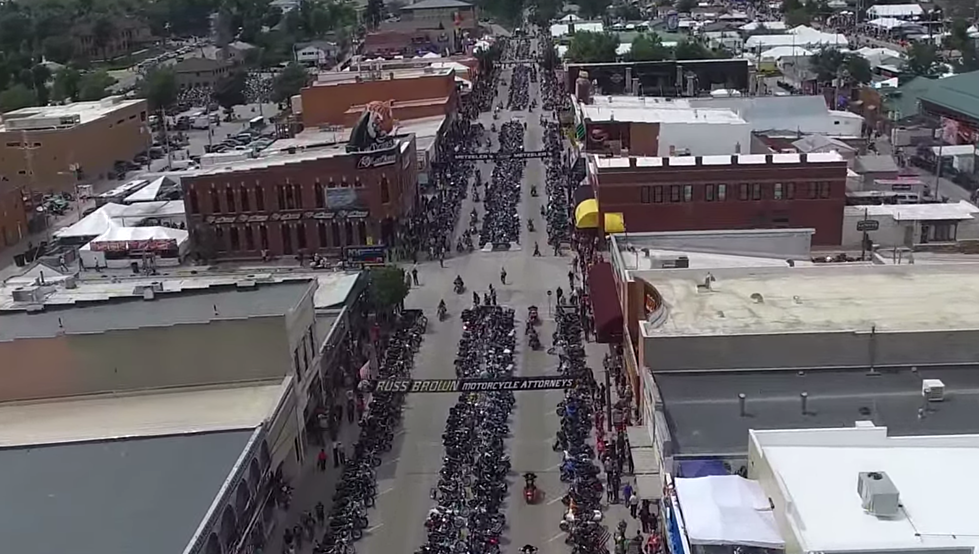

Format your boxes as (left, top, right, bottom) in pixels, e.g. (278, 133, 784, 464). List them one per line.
(750, 424, 979, 554)
(842, 201, 979, 250)
(295, 41, 339, 66)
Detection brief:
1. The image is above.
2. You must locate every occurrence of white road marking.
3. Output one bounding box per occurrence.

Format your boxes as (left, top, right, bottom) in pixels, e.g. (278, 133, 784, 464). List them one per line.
(378, 487, 396, 495)
(546, 533, 565, 543)
(547, 494, 565, 505)
(366, 523, 385, 533)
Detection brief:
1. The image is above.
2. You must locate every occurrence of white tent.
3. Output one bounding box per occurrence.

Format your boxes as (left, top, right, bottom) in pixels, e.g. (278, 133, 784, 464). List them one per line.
(559, 14, 582, 22)
(740, 21, 787, 31)
(867, 3, 923, 17)
(89, 225, 188, 246)
(868, 17, 912, 30)
(422, 52, 441, 59)
(54, 203, 127, 239)
(759, 46, 813, 60)
(674, 475, 785, 549)
(124, 176, 174, 203)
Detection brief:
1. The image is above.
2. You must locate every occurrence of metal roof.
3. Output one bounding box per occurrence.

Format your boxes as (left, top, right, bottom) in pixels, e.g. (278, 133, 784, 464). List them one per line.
(401, 0, 471, 9)
(919, 70, 979, 122)
(0, 429, 254, 554)
(0, 280, 311, 341)
(656, 366, 979, 456)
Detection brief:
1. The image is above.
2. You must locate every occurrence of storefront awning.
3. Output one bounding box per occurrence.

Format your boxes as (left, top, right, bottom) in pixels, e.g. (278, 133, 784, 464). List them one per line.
(604, 212, 625, 234)
(588, 262, 623, 344)
(575, 199, 599, 229)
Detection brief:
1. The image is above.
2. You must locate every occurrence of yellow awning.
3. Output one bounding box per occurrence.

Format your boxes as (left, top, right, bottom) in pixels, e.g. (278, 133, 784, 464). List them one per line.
(604, 212, 625, 234)
(575, 199, 599, 229)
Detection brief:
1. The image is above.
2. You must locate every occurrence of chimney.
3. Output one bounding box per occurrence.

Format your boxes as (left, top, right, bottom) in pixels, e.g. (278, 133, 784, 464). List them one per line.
(738, 393, 747, 417)
(731, 155, 739, 165)
(695, 156, 703, 166)
(389, 72, 395, 80)
(800, 153, 808, 163)
(765, 154, 774, 163)
(801, 392, 809, 415)
(662, 157, 670, 167)
(629, 157, 637, 167)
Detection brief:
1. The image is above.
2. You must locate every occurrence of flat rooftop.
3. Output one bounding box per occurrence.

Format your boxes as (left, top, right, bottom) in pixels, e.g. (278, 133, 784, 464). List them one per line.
(312, 67, 453, 86)
(0, 429, 254, 554)
(617, 248, 814, 272)
(0, 97, 144, 132)
(0, 280, 311, 341)
(581, 104, 746, 124)
(0, 382, 285, 447)
(846, 200, 979, 222)
(273, 117, 443, 153)
(752, 425, 979, 552)
(590, 152, 843, 171)
(643, 264, 979, 337)
(658, 366, 979, 456)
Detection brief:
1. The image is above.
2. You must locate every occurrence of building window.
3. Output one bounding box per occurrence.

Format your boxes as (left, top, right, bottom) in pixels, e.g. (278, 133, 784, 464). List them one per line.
(293, 349, 302, 382)
(245, 226, 255, 250)
(260, 225, 269, 249)
(653, 186, 663, 203)
(641, 186, 651, 203)
(739, 184, 749, 201)
(330, 221, 341, 247)
(225, 186, 235, 212)
(214, 226, 225, 251)
(358, 221, 367, 244)
(751, 183, 762, 200)
(670, 185, 681, 202)
(705, 184, 715, 201)
(318, 222, 328, 246)
(354, 177, 364, 188)
(315, 182, 325, 208)
(140, 111, 146, 121)
(786, 183, 795, 199)
(256, 187, 265, 211)
(327, 178, 337, 189)
(344, 221, 354, 245)
(819, 182, 831, 198)
(210, 189, 221, 213)
(683, 185, 693, 202)
(718, 184, 727, 201)
(808, 182, 818, 199)
(380, 175, 391, 204)
(774, 183, 783, 200)
(229, 227, 240, 250)
(296, 223, 307, 249)
(240, 186, 250, 211)
(294, 185, 304, 209)
(276, 185, 286, 209)
(282, 224, 293, 254)
(285, 185, 296, 209)
(189, 189, 200, 214)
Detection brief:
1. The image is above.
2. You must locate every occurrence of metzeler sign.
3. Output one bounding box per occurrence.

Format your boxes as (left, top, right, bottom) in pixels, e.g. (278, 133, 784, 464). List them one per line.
(372, 377, 577, 393)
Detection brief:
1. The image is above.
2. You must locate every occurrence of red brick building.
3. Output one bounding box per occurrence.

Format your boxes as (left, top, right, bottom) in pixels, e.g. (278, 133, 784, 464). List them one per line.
(586, 152, 848, 245)
(182, 137, 418, 259)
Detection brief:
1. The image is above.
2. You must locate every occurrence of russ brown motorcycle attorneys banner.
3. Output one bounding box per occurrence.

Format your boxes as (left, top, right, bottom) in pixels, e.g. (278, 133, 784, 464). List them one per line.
(372, 377, 577, 393)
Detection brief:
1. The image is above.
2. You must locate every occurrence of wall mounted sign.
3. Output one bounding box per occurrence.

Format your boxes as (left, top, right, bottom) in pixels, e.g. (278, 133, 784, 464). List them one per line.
(206, 210, 369, 224)
(90, 238, 178, 252)
(357, 152, 397, 169)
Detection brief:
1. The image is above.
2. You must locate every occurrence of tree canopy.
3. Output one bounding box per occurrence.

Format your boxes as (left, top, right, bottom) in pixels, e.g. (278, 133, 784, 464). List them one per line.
(566, 31, 620, 63)
(140, 67, 178, 111)
(577, 0, 612, 19)
(272, 63, 311, 104)
(809, 48, 872, 84)
(369, 266, 410, 311)
(213, 69, 248, 109)
(904, 42, 943, 78)
(628, 32, 670, 61)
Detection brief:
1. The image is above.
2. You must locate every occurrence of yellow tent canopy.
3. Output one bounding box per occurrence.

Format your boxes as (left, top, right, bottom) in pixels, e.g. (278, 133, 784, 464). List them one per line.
(575, 199, 599, 229)
(575, 200, 626, 233)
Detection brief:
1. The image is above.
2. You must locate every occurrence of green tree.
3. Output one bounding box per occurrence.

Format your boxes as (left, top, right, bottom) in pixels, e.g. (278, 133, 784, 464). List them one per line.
(30, 64, 51, 106)
(0, 84, 37, 112)
(628, 32, 670, 61)
(784, 8, 811, 26)
(566, 31, 619, 63)
(139, 67, 178, 111)
(529, 0, 561, 26)
(52, 67, 82, 101)
(78, 69, 116, 100)
(213, 69, 247, 109)
(91, 16, 117, 60)
(614, 3, 642, 20)
(904, 42, 942, 77)
(674, 39, 712, 60)
(365, 0, 384, 29)
(369, 265, 409, 312)
(808, 49, 871, 84)
(272, 62, 310, 103)
(947, 18, 979, 73)
(42, 36, 75, 65)
(577, 0, 612, 18)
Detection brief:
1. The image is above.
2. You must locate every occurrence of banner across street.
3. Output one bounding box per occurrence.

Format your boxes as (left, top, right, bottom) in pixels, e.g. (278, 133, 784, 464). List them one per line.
(372, 377, 577, 393)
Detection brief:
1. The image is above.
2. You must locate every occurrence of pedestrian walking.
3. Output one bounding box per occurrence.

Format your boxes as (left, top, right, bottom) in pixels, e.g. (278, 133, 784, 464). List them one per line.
(317, 447, 328, 471)
(412, 267, 420, 286)
(639, 500, 652, 532)
(315, 501, 326, 525)
(623, 481, 634, 506)
(500, 267, 507, 285)
(606, 472, 616, 503)
(629, 491, 640, 518)
(333, 440, 345, 467)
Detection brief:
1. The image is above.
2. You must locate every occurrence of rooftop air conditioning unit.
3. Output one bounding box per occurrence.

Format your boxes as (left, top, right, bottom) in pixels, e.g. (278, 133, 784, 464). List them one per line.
(857, 471, 900, 518)
(11, 285, 42, 303)
(922, 379, 945, 402)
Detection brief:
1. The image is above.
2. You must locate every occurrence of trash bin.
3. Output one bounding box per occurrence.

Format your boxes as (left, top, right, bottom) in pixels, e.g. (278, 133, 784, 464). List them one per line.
(13, 254, 25, 267)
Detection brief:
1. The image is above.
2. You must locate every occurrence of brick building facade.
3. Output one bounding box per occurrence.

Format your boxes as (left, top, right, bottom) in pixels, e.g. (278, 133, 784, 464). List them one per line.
(182, 137, 418, 259)
(588, 152, 848, 245)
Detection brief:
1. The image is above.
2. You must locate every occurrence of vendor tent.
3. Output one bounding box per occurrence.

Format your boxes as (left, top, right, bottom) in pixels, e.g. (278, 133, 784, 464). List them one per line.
(54, 203, 127, 239)
(124, 176, 176, 203)
(674, 475, 785, 549)
(867, 3, 922, 17)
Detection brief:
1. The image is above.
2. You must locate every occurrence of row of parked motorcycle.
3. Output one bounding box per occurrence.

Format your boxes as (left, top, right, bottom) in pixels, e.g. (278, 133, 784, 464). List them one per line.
(312, 312, 427, 554)
(419, 305, 517, 554)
